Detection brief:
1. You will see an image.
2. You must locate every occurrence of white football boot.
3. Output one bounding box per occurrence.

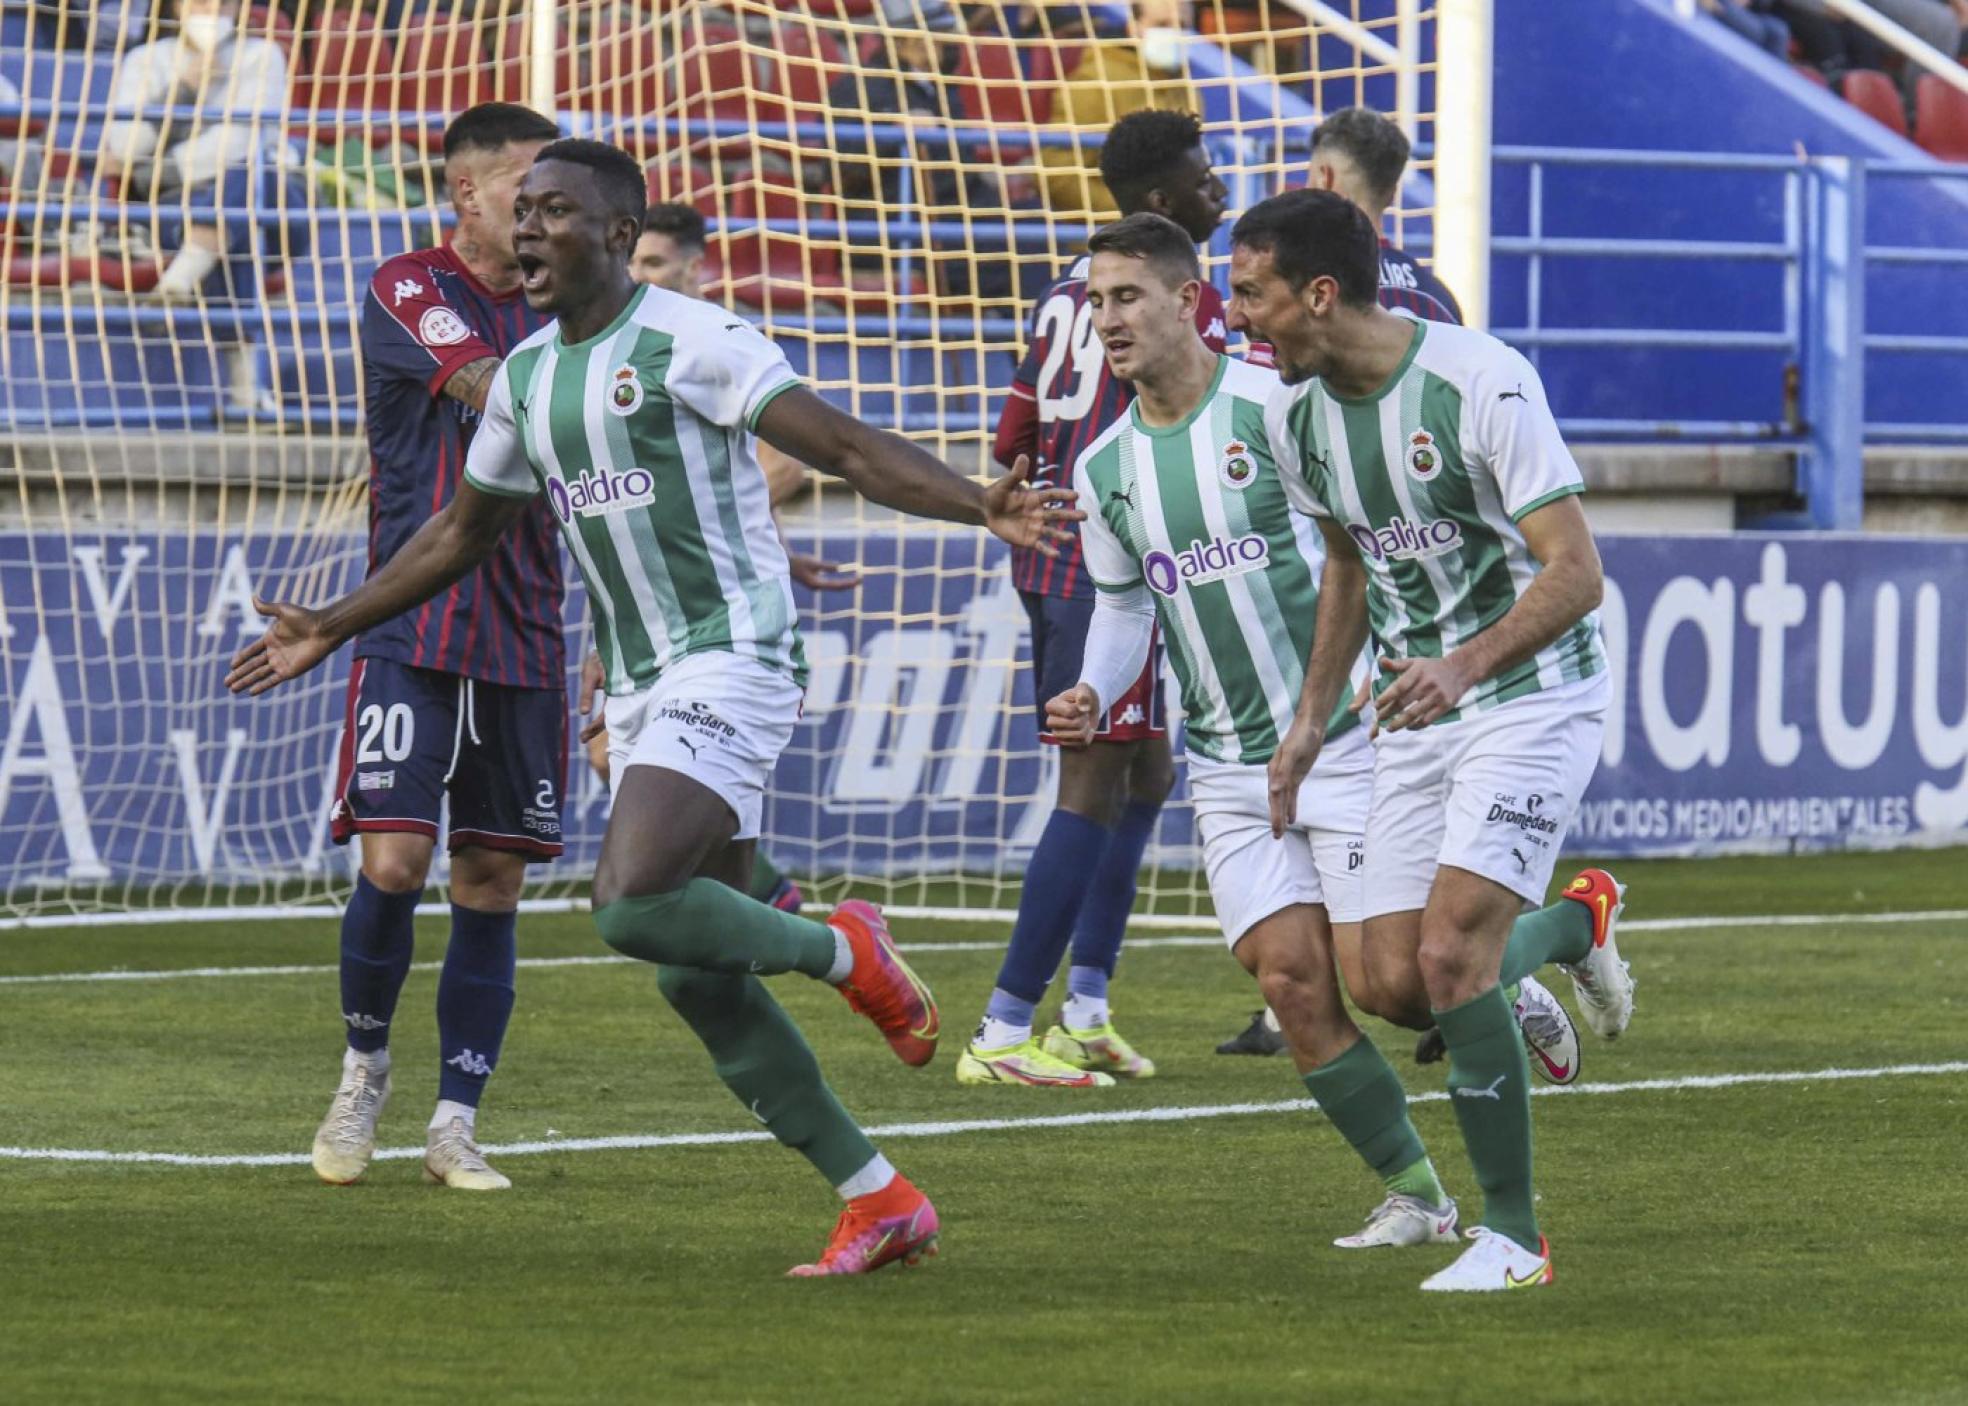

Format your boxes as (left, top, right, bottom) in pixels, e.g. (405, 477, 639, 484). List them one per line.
(312, 1055, 391, 1185)
(1420, 1226, 1554, 1292)
(1557, 868, 1636, 1040)
(1333, 1193, 1461, 1249)
(1514, 975, 1582, 1085)
(423, 1116, 512, 1191)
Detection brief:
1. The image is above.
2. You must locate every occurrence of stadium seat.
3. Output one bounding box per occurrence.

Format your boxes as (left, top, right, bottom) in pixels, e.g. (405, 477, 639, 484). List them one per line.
(1914, 75, 1968, 161)
(1790, 64, 1828, 87)
(293, 5, 398, 143)
(647, 155, 727, 216)
(244, 4, 295, 57)
(392, 11, 511, 144)
(714, 182, 845, 312)
(1840, 69, 1909, 137)
(768, 17, 851, 118)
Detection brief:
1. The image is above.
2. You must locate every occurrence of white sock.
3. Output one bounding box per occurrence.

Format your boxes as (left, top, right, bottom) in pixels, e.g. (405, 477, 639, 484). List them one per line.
(1061, 993, 1109, 1031)
(822, 926, 854, 985)
(344, 1045, 389, 1077)
(429, 1099, 476, 1133)
(975, 1016, 1031, 1051)
(1262, 1007, 1282, 1034)
(835, 1153, 897, 1201)
(154, 241, 219, 294)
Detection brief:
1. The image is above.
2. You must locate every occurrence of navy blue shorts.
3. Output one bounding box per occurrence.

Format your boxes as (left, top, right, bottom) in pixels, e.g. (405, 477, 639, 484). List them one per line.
(1020, 591, 1166, 745)
(330, 657, 567, 860)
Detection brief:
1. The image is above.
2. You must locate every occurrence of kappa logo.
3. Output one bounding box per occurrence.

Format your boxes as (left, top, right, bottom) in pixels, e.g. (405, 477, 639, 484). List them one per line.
(418, 306, 470, 348)
(607, 364, 644, 417)
(1404, 428, 1442, 482)
(1219, 439, 1257, 490)
(343, 1012, 388, 1032)
(391, 277, 425, 306)
(1115, 703, 1146, 726)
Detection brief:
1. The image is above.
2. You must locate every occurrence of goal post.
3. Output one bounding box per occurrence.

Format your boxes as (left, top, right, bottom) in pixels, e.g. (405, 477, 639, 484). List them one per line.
(0, 0, 1464, 923)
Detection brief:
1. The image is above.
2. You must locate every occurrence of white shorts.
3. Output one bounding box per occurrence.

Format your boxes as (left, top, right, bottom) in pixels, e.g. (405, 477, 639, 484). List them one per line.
(1190, 724, 1374, 947)
(603, 651, 802, 841)
(1363, 672, 1609, 918)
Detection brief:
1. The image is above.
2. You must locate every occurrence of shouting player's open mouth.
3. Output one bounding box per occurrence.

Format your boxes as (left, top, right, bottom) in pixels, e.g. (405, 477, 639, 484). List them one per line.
(516, 251, 551, 297)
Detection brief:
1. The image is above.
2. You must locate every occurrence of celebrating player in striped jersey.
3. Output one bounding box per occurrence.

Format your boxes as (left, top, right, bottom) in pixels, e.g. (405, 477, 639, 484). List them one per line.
(315, 102, 566, 1194)
(961, 109, 1233, 1089)
(1046, 212, 1465, 1247)
(1228, 190, 1637, 1292)
(230, 139, 1081, 1276)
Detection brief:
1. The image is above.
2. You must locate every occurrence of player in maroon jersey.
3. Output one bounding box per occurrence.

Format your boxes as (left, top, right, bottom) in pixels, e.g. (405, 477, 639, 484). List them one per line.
(956, 111, 1230, 1087)
(312, 103, 567, 1191)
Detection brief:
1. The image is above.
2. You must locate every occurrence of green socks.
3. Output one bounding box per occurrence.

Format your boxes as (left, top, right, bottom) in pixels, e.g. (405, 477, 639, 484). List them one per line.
(1498, 896, 1594, 987)
(748, 850, 791, 905)
(1303, 1035, 1446, 1207)
(1435, 985, 1540, 1249)
(592, 881, 838, 977)
(654, 966, 877, 1185)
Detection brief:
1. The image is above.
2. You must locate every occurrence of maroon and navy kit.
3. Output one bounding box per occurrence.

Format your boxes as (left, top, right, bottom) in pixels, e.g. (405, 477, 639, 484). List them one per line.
(1376, 237, 1464, 325)
(995, 255, 1230, 744)
(330, 246, 568, 860)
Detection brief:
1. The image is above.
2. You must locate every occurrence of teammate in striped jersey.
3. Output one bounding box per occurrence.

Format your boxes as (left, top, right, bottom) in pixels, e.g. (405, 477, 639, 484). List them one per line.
(1217, 104, 1464, 1059)
(314, 102, 567, 1193)
(960, 110, 1232, 1089)
(230, 139, 1080, 1277)
(1047, 213, 1462, 1247)
(1228, 190, 1637, 1291)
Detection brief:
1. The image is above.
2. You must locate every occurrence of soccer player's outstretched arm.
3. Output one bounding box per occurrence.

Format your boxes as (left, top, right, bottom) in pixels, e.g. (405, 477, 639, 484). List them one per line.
(1373, 355, 1604, 732)
(1269, 518, 1372, 836)
(226, 369, 534, 696)
(755, 386, 1084, 555)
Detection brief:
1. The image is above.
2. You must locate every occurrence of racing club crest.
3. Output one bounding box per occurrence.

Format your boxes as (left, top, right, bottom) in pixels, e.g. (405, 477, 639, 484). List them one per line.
(607, 365, 644, 417)
(1404, 428, 1441, 482)
(1219, 439, 1256, 490)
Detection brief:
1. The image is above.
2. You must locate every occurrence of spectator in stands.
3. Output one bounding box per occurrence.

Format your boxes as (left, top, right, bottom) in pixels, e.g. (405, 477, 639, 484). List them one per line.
(96, 0, 291, 298)
(1032, 0, 1196, 216)
(825, 2, 1013, 298)
(1700, 0, 1791, 58)
(1777, 0, 1961, 82)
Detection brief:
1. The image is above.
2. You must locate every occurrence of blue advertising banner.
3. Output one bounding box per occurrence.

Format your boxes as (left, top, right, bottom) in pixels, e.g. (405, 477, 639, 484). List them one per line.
(4, 529, 1966, 893)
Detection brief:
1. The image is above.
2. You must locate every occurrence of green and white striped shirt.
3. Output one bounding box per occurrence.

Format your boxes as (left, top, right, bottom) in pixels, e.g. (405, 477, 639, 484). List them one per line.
(464, 285, 806, 694)
(1266, 317, 1604, 722)
(1076, 355, 1367, 765)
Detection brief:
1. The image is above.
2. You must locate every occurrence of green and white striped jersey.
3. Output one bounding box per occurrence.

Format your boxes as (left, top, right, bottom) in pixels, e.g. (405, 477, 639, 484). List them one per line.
(1266, 317, 1604, 723)
(1076, 355, 1367, 765)
(464, 285, 806, 695)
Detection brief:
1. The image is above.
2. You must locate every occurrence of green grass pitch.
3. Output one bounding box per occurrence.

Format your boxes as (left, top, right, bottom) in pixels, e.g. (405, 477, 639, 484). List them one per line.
(4, 850, 1965, 1405)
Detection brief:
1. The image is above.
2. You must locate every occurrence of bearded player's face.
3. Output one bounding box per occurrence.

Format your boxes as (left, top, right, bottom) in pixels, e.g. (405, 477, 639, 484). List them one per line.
(512, 161, 626, 316)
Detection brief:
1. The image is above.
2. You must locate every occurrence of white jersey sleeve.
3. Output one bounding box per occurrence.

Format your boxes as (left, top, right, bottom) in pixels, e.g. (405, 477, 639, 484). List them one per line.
(462, 363, 538, 498)
(665, 311, 803, 432)
(1265, 384, 1331, 519)
(1470, 346, 1584, 521)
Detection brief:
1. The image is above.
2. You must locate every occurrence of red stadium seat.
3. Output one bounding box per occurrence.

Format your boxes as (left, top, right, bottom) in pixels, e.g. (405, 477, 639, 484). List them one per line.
(647, 155, 726, 216)
(1914, 74, 1968, 161)
(245, 5, 295, 57)
(293, 5, 397, 140)
(391, 14, 504, 150)
(713, 182, 847, 312)
(769, 17, 851, 117)
(1840, 69, 1908, 137)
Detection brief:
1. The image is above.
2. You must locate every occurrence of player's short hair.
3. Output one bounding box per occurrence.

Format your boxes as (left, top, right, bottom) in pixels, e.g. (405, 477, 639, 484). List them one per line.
(1230, 189, 1380, 309)
(1086, 211, 1202, 288)
(534, 139, 648, 226)
(1310, 106, 1411, 208)
(641, 202, 707, 253)
(1099, 109, 1206, 212)
(441, 102, 561, 163)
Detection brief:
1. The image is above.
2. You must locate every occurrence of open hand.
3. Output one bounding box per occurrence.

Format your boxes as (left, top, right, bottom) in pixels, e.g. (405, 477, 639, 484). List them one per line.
(1374, 654, 1473, 732)
(578, 650, 607, 744)
(983, 454, 1084, 557)
(787, 551, 862, 592)
(225, 597, 338, 696)
(1266, 718, 1325, 838)
(1044, 683, 1101, 747)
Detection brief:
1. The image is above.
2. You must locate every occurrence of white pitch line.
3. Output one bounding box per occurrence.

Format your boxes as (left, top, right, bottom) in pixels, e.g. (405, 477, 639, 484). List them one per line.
(2, 1060, 1962, 1170)
(0, 938, 1228, 988)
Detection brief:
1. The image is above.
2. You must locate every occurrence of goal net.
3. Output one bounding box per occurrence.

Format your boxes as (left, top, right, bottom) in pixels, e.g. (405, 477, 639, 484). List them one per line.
(0, 0, 1445, 922)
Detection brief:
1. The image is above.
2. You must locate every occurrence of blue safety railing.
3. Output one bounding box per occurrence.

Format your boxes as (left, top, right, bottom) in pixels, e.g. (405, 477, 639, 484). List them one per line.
(7, 98, 1967, 527)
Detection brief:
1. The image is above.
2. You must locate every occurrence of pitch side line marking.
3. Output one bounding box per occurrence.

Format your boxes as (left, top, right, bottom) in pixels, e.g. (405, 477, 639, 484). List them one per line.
(2, 1061, 1963, 1169)
(5, 906, 1964, 988)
